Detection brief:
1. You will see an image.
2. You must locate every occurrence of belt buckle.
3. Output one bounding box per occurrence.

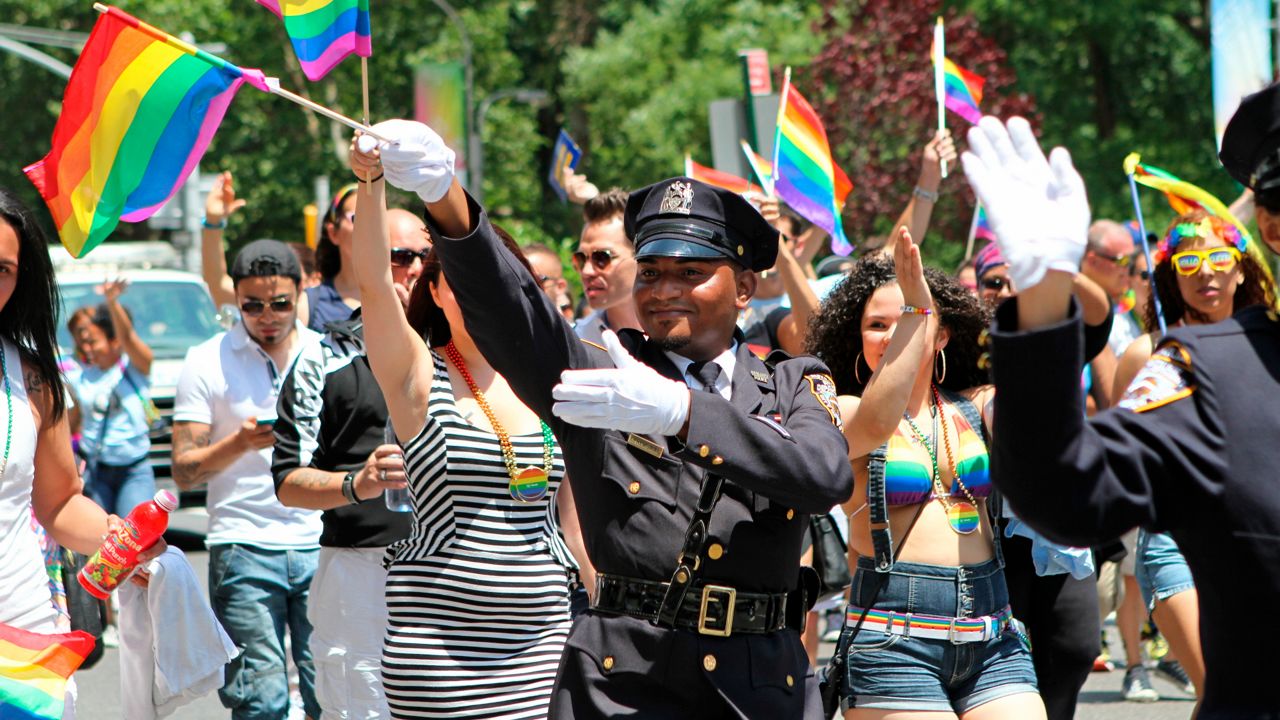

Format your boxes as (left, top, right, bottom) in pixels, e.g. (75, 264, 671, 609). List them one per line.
(947, 618, 965, 645)
(698, 585, 737, 637)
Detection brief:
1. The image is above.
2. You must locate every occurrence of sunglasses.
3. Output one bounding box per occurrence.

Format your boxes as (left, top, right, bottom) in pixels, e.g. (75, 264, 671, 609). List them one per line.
(240, 297, 295, 316)
(1170, 247, 1240, 276)
(1093, 252, 1132, 268)
(571, 249, 625, 272)
(981, 276, 1010, 291)
(390, 247, 429, 268)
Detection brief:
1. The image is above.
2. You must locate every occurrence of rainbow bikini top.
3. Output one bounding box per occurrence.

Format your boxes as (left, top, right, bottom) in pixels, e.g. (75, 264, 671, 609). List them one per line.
(882, 406, 991, 506)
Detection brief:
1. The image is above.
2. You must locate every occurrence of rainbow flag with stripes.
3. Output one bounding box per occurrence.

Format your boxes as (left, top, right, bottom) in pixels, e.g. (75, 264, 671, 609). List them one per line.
(974, 205, 995, 242)
(258, 0, 371, 81)
(685, 155, 764, 195)
(23, 6, 264, 258)
(0, 624, 95, 720)
(772, 71, 853, 255)
(934, 49, 984, 124)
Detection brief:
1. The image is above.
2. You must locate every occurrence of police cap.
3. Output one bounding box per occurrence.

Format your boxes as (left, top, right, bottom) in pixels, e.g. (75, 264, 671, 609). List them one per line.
(1220, 81, 1280, 192)
(624, 177, 779, 272)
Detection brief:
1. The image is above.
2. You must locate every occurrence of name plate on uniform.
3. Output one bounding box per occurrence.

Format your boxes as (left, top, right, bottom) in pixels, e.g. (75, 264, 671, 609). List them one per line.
(626, 433, 665, 459)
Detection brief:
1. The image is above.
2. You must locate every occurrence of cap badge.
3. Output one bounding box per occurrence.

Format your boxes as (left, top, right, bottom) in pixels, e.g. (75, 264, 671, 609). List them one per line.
(659, 181, 694, 215)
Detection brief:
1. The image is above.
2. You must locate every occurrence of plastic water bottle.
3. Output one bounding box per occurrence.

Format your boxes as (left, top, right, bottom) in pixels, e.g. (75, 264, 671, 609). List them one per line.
(383, 421, 412, 512)
(78, 490, 178, 599)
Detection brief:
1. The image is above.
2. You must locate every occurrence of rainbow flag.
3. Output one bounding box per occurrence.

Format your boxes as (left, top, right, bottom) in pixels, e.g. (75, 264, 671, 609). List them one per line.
(974, 206, 995, 242)
(933, 45, 984, 124)
(739, 140, 774, 193)
(23, 6, 264, 258)
(0, 624, 95, 720)
(257, 0, 371, 81)
(772, 70, 852, 255)
(685, 155, 763, 195)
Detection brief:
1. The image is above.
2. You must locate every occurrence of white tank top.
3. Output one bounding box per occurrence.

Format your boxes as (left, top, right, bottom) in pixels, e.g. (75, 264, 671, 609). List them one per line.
(0, 337, 58, 632)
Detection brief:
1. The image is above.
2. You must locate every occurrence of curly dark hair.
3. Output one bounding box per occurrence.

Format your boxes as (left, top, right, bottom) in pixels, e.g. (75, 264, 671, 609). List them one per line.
(1144, 209, 1276, 329)
(805, 254, 992, 396)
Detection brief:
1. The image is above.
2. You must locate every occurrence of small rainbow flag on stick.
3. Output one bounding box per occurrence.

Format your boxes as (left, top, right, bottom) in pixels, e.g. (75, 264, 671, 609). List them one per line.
(685, 155, 764, 196)
(0, 623, 96, 720)
(772, 68, 853, 255)
(932, 19, 984, 125)
(257, 0, 371, 81)
(24, 5, 265, 258)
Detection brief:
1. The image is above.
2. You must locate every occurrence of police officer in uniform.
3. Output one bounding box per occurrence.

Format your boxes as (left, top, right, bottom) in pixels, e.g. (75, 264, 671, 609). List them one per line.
(358, 120, 853, 719)
(960, 89, 1280, 719)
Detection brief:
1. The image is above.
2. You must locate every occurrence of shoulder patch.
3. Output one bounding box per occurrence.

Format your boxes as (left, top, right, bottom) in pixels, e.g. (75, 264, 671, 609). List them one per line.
(1118, 343, 1195, 413)
(805, 373, 843, 429)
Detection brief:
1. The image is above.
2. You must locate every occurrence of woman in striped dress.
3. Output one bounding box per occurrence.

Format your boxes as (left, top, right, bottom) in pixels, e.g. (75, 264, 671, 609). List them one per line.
(347, 144, 575, 719)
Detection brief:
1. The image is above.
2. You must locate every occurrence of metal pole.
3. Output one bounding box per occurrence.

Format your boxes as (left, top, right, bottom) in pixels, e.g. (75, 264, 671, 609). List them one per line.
(427, 0, 474, 191)
(0, 35, 72, 78)
(470, 89, 550, 206)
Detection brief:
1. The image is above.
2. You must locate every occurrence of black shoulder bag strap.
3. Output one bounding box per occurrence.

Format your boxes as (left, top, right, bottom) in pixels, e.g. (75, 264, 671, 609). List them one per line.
(866, 441, 894, 573)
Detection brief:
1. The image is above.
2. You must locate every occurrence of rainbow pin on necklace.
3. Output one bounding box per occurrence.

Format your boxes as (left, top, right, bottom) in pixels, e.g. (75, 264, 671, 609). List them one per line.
(902, 386, 980, 535)
(444, 342, 553, 503)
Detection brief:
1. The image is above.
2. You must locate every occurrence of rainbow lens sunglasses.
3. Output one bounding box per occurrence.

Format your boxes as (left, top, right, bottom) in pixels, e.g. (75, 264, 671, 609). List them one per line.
(1170, 247, 1241, 276)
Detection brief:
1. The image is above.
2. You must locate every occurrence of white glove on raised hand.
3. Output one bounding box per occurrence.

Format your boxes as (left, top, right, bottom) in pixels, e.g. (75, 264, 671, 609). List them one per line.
(552, 330, 691, 435)
(368, 119, 456, 203)
(961, 116, 1091, 291)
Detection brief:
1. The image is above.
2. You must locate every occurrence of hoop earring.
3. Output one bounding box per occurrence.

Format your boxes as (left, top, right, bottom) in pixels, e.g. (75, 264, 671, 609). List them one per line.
(855, 351, 866, 385)
(934, 349, 947, 384)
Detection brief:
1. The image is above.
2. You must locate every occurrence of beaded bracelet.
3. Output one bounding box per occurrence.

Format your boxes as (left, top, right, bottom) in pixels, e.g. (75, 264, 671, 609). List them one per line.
(912, 186, 940, 203)
(357, 173, 384, 183)
(201, 217, 227, 230)
(900, 305, 933, 315)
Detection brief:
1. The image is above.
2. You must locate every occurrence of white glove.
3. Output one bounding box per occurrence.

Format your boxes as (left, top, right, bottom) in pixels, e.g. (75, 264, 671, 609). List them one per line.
(961, 116, 1090, 291)
(368, 119, 456, 203)
(552, 330, 691, 435)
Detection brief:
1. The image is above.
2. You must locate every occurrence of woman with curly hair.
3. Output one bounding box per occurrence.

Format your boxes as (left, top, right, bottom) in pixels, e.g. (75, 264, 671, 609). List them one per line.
(1109, 210, 1277, 701)
(808, 229, 1044, 719)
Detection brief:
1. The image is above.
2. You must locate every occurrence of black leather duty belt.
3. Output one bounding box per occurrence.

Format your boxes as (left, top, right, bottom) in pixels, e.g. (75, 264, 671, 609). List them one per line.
(592, 573, 788, 637)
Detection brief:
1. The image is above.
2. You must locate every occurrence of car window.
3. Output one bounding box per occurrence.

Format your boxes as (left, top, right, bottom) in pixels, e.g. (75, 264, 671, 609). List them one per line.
(59, 281, 219, 360)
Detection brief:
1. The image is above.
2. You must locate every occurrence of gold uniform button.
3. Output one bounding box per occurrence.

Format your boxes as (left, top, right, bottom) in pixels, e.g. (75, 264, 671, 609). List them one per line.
(786, 674, 795, 687)
(699, 444, 710, 458)
(711, 455, 724, 465)
(602, 656, 615, 672)
(628, 481, 641, 494)
(676, 569, 689, 584)
(703, 654, 717, 672)
(786, 509, 795, 520)
(736, 244, 745, 256)
(707, 543, 724, 560)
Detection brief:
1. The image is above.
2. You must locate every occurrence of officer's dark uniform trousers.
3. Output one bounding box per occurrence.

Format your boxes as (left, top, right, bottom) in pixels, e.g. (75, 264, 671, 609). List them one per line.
(429, 195, 854, 719)
(990, 299, 1280, 719)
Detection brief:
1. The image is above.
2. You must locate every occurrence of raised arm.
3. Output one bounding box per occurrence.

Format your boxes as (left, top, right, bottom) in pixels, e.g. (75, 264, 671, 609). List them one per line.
(881, 130, 956, 257)
(101, 278, 152, 376)
(200, 171, 242, 309)
(347, 137, 436, 440)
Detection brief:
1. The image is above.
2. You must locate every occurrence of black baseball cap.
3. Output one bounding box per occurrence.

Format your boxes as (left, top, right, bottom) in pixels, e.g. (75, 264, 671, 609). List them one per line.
(624, 177, 779, 272)
(229, 239, 302, 285)
(1220, 81, 1280, 193)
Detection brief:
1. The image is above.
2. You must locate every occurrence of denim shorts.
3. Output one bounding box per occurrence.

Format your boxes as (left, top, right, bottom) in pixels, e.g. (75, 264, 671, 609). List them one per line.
(1135, 530, 1195, 611)
(837, 557, 1039, 713)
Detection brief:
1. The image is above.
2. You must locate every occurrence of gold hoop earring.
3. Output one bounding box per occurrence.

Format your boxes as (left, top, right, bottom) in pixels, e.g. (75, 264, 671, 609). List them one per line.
(855, 351, 866, 385)
(934, 349, 947, 384)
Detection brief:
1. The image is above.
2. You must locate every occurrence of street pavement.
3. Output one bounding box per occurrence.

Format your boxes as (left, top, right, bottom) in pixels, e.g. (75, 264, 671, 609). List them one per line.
(76, 509, 1197, 719)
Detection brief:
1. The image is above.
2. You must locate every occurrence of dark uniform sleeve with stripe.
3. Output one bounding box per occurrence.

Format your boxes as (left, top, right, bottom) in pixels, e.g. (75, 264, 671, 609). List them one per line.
(987, 298, 1228, 548)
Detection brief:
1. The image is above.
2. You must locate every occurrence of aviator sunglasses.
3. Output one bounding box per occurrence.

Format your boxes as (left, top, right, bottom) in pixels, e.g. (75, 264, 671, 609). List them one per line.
(390, 247, 430, 268)
(240, 297, 295, 316)
(1170, 247, 1240, 276)
(571, 249, 626, 272)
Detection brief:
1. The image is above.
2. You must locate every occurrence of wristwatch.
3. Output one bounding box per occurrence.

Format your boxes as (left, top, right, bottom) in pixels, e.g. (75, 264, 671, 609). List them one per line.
(341, 471, 361, 505)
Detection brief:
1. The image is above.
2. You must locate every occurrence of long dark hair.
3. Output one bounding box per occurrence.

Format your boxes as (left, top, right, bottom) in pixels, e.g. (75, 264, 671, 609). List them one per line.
(316, 184, 359, 280)
(805, 254, 991, 397)
(1145, 209, 1276, 329)
(0, 188, 67, 419)
(406, 223, 534, 346)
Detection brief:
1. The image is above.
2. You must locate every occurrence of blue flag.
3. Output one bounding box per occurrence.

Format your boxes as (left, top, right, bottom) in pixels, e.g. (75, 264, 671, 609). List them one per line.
(548, 129, 582, 202)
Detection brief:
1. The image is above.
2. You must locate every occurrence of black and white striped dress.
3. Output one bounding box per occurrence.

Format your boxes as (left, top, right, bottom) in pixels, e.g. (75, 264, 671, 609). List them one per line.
(382, 352, 573, 719)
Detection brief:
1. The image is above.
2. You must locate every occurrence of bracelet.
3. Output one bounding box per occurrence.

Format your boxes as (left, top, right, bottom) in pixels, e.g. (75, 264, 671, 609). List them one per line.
(900, 305, 933, 315)
(202, 217, 227, 230)
(356, 173, 384, 183)
(341, 470, 361, 504)
(912, 186, 940, 203)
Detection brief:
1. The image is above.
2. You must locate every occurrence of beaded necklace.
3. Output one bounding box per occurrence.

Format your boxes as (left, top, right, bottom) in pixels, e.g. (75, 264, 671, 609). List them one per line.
(901, 385, 980, 535)
(443, 342, 552, 503)
(0, 346, 11, 482)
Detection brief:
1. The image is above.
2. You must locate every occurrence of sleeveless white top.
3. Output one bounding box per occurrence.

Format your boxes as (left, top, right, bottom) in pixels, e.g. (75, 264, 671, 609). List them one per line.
(0, 337, 58, 632)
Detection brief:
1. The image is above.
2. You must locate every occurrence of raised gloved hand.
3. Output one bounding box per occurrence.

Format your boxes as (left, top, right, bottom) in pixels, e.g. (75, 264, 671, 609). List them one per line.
(367, 119, 455, 203)
(961, 116, 1091, 291)
(552, 330, 691, 435)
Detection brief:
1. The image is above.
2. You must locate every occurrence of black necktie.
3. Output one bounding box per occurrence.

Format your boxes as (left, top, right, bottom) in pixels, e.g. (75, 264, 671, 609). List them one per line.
(688, 361, 722, 395)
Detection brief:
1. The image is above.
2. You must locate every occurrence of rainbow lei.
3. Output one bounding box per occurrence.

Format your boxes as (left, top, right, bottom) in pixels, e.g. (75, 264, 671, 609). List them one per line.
(1154, 217, 1247, 265)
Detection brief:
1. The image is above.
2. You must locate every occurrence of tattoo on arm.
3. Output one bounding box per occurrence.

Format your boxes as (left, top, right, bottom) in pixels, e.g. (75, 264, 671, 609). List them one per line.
(172, 424, 211, 487)
(287, 468, 341, 492)
(22, 368, 44, 397)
